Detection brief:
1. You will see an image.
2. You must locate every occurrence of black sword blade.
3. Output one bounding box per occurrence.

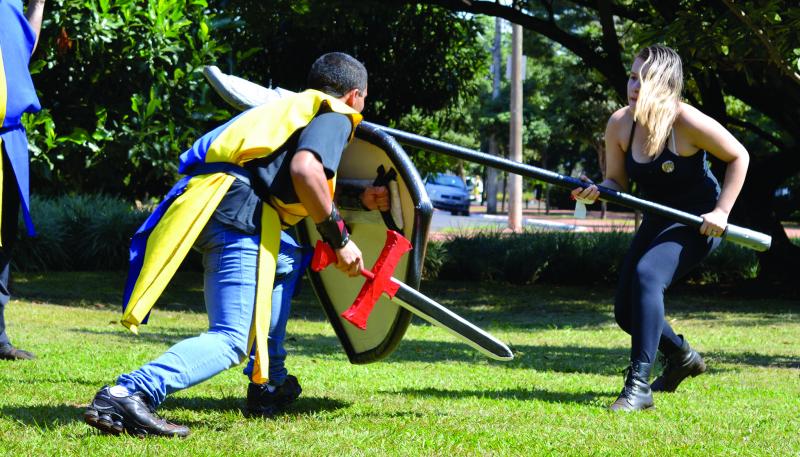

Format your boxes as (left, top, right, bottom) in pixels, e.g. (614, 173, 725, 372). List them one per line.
(391, 281, 513, 361)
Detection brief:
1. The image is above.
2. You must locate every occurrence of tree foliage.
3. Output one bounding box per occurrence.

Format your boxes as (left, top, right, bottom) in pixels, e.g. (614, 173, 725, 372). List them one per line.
(463, 23, 615, 201)
(208, 0, 492, 177)
(23, 0, 489, 198)
(208, 0, 487, 124)
(24, 0, 229, 199)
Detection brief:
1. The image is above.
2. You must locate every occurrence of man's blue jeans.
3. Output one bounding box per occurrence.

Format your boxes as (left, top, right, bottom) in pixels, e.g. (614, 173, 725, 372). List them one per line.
(117, 218, 302, 407)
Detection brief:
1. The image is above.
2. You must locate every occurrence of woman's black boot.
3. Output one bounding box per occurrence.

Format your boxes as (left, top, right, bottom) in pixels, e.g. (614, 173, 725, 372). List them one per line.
(609, 361, 654, 411)
(651, 336, 706, 392)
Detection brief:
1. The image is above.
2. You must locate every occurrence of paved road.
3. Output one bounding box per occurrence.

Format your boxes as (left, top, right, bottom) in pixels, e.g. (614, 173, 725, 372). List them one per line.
(429, 206, 799, 239)
(429, 208, 589, 233)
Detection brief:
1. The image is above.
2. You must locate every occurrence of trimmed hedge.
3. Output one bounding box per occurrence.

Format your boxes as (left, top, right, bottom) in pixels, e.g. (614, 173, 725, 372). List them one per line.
(424, 228, 760, 286)
(13, 194, 150, 272)
(13, 194, 208, 272)
(9, 195, 763, 287)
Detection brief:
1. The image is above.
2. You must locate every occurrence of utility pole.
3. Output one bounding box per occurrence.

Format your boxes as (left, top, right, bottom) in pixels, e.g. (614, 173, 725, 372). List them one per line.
(485, 17, 502, 215)
(508, 23, 523, 231)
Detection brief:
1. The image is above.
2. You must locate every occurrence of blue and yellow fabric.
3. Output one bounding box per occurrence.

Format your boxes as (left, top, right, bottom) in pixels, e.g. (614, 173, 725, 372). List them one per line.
(122, 89, 362, 384)
(0, 0, 42, 245)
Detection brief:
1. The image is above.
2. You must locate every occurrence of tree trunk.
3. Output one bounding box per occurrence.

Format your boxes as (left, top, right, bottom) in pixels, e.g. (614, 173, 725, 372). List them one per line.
(486, 140, 499, 214)
(733, 148, 800, 289)
(596, 139, 607, 220)
(501, 172, 508, 213)
(508, 23, 523, 231)
(545, 184, 551, 215)
(485, 16, 503, 215)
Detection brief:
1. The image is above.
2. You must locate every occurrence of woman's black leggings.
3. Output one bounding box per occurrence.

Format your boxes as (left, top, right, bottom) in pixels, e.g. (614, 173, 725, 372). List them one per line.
(614, 216, 720, 364)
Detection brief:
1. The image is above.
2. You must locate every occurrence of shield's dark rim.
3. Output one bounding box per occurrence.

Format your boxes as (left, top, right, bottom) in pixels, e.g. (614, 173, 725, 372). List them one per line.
(297, 122, 433, 364)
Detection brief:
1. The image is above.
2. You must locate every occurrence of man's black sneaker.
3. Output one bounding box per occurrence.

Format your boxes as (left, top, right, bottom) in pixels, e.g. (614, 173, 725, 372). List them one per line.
(0, 344, 35, 360)
(84, 386, 190, 437)
(246, 375, 302, 417)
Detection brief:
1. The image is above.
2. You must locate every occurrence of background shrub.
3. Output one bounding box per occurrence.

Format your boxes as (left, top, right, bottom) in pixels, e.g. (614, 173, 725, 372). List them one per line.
(10, 194, 205, 272)
(8, 197, 766, 286)
(424, 229, 759, 286)
(436, 229, 508, 281)
(13, 194, 148, 272)
(420, 240, 447, 280)
(686, 241, 760, 284)
(25, 0, 229, 199)
(11, 197, 71, 271)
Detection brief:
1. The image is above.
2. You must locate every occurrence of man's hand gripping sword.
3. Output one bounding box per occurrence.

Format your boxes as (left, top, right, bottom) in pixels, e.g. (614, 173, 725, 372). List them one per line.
(312, 230, 514, 361)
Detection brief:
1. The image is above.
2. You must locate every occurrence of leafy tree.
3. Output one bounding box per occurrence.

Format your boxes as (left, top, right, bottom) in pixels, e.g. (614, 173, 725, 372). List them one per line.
(24, 0, 229, 199)
(206, 0, 491, 177)
(470, 27, 616, 211)
(24, 0, 489, 197)
(208, 0, 487, 125)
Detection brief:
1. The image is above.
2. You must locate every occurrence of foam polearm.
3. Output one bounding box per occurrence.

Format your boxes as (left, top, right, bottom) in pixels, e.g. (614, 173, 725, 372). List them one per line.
(375, 124, 772, 252)
(201, 65, 771, 252)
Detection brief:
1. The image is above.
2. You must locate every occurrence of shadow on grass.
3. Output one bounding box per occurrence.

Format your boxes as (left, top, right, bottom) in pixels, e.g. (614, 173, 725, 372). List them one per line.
(0, 396, 350, 431)
(12, 272, 332, 323)
(17, 274, 797, 336)
(0, 404, 84, 427)
(11, 271, 206, 313)
(281, 333, 631, 375)
(283, 333, 800, 374)
(7, 273, 623, 330)
(59, 328, 627, 376)
(166, 395, 349, 427)
(0, 370, 100, 387)
(704, 350, 800, 369)
(69, 327, 200, 346)
(679, 315, 800, 328)
(165, 396, 242, 414)
(13, 273, 799, 320)
(62, 324, 800, 376)
(285, 396, 351, 416)
(392, 386, 607, 406)
(60, 323, 800, 375)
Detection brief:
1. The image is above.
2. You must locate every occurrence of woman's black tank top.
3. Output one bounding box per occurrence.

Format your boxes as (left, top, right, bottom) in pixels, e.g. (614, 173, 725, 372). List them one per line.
(624, 122, 720, 215)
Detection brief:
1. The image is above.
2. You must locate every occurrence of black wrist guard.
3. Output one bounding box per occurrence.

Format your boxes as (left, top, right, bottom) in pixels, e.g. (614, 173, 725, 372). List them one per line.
(316, 203, 350, 249)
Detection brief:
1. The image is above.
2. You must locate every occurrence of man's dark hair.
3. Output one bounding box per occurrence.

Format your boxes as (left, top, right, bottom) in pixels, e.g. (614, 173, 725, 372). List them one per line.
(307, 52, 368, 98)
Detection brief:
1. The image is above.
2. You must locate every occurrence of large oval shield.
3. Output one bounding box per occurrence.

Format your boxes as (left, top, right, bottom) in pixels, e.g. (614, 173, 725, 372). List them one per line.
(297, 123, 432, 364)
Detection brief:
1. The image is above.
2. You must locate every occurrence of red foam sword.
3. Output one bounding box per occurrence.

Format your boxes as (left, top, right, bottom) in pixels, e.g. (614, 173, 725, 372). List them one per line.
(311, 230, 513, 360)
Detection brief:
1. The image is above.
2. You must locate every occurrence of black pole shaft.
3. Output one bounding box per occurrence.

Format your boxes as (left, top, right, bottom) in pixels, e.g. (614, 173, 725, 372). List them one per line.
(366, 122, 772, 252)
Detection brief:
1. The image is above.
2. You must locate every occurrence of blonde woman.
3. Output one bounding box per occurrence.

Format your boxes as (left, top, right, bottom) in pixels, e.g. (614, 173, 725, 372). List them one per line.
(572, 44, 749, 411)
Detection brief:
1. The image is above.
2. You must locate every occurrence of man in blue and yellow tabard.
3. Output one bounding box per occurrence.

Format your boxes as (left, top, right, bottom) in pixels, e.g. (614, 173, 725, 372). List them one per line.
(0, 0, 46, 361)
(84, 52, 388, 437)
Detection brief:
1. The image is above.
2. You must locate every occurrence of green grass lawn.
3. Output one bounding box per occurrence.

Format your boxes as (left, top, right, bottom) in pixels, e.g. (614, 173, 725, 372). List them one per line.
(1, 272, 798, 456)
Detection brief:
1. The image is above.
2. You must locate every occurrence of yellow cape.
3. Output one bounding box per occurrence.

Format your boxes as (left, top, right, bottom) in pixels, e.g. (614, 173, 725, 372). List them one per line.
(121, 90, 362, 383)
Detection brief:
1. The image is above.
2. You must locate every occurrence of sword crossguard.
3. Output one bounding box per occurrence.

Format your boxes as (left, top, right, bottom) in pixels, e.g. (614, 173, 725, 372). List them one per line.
(311, 230, 412, 330)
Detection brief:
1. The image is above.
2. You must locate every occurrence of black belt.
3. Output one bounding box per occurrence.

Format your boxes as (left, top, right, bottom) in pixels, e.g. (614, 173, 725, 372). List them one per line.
(187, 162, 252, 186)
(0, 125, 23, 135)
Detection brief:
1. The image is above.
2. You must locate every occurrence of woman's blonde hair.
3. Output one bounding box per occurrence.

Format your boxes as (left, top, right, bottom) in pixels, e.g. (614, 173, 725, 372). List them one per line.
(633, 45, 683, 157)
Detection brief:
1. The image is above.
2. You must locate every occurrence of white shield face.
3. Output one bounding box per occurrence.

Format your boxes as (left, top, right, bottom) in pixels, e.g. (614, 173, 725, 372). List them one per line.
(298, 126, 432, 363)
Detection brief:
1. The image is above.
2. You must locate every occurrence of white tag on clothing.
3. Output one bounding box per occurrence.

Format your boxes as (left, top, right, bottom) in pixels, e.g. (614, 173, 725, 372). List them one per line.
(573, 201, 587, 219)
(109, 385, 131, 397)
